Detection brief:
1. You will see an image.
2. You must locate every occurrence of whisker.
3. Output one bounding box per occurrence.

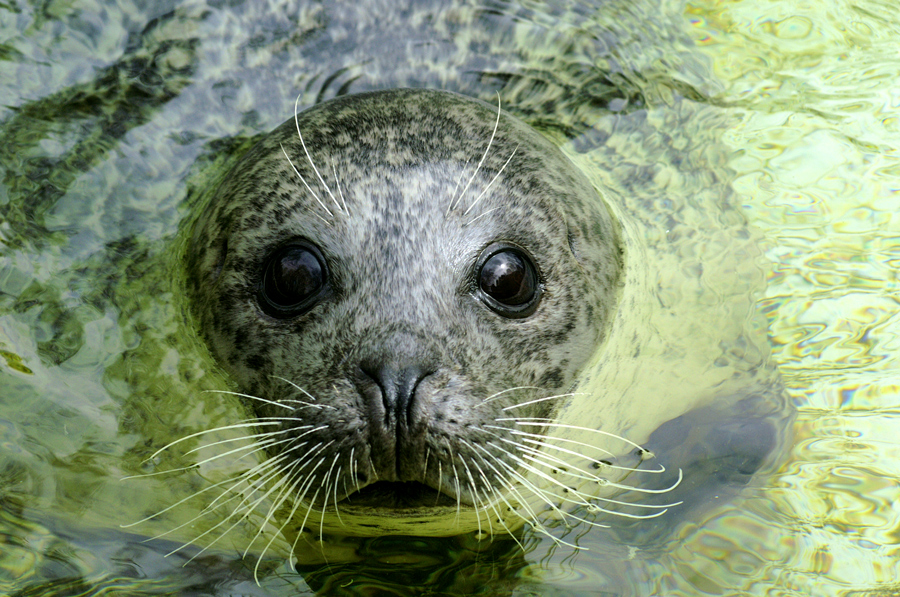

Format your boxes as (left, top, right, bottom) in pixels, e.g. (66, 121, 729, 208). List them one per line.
(463, 443, 540, 550)
(463, 145, 518, 217)
(332, 464, 344, 526)
(322, 453, 344, 528)
(501, 392, 586, 412)
(243, 456, 308, 559)
(271, 376, 338, 410)
(368, 455, 378, 480)
(509, 440, 609, 485)
(597, 467, 685, 496)
(497, 418, 662, 463)
(477, 444, 589, 545)
(163, 434, 291, 478)
(136, 421, 285, 466)
(181, 428, 301, 459)
(477, 386, 542, 407)
(465, 456, 495, 537)
(331, 158, 349, 216)
(123, 435, 277, 480)
(179, 462, 294, 564)
(435, 460, 443, 507)
(486, 440, 596, 510)
(350, 447, 362, 495)
(465, 206, 502, 227)
(450, 92, 501, 212)
(258, 462, 310, 583)
(511, 440, 681, 505)
(159, 423, 328, 478)
(121, 475, 245, 528)
(482, 424, 613, 460)
(280, 142, 333, 218)
(156, 452, 293, 552)
(458, 457, 484, 537)
(515, 434, 665, 476)
(451, 458, 462, 526)
(445, 158, 470, 215)
(202, 389, 294, 411)
(292, 93, 342, 214)
(462, 439, 556, 534)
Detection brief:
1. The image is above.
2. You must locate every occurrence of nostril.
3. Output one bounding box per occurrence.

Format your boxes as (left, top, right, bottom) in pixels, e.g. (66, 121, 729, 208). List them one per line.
(359, 361, 390, 420)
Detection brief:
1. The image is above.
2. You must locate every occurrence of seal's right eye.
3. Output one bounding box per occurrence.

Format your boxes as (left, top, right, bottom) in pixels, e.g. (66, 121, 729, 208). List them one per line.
(258, 244, 327, 317)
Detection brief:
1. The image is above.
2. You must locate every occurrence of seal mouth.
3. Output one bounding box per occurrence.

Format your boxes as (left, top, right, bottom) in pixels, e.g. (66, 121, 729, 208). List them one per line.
(342, 481, 458, 509)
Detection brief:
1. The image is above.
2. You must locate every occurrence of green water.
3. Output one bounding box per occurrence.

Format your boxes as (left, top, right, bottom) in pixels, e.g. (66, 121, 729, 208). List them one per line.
(1, 0, 898, 594)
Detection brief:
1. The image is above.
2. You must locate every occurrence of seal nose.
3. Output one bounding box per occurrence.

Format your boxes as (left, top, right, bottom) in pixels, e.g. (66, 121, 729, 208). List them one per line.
(356, 330, 439, 480)
(359, 362, 432, 431)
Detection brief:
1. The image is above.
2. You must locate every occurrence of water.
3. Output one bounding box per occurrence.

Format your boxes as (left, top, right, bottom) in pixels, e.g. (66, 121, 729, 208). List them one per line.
(1, 0, 898, 595)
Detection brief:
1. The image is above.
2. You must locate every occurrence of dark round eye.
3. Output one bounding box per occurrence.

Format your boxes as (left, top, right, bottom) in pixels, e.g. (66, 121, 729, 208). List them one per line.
(478, 246, 540, 318)
(258, 243, 327, 317)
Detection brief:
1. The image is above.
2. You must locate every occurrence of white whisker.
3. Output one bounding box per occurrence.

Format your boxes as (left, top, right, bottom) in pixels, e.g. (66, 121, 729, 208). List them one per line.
(244, 456, 307, 559)
(121, 475, 243, 528)
(331, 158, 349, 216)
(253, 459, 308, 585)
(459, 457, 484, 537)
(463, 441, 543, 549)
(497, 418, 657, 459)
(181, 428, 298, 459)
(350, 446, 362, 495)
(476, 443, 590, 544)
(450, 92, 502, 212)
(465, 456, 495, 537)
(445, 159, 470, 214)
(202, 389, 294, 411)
(501, 392, 586, 412)
(322, 453, 344, 526)
(292, 93, 342, 214)
(332, 464, 344, 525)
(463, 145, 518, 217)
(280, 142, 332, 218)
(465, 206, 502, 227)
(483, 425, 612, 462)
(160, 452, 293, 554)
(136, 421, 285, 465)
(272, 376, 338, 410)
(451, 458, 462, 526)
(487, 440, 596, 510)
(435, 459, 443, 507)
(477, 386, 542, 407)
(598, 467, 684, 496)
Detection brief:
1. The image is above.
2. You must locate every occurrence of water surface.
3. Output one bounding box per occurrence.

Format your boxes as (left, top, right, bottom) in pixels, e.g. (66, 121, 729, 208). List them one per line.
(1, 0, 898, 594)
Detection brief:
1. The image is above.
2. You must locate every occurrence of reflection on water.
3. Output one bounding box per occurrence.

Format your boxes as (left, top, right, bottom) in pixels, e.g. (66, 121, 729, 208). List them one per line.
(1, 0, 898, 594)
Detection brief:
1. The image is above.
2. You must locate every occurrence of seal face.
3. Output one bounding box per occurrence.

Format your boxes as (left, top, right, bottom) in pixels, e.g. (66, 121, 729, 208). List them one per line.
(186, 89, 623, 527)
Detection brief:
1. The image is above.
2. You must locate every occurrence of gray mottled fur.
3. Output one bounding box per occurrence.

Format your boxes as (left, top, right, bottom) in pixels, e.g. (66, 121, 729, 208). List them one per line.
(185, 89, 622, 508)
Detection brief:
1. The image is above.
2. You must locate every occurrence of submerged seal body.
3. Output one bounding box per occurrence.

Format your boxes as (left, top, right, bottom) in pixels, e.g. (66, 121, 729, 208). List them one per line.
(186, 88, 625, 535)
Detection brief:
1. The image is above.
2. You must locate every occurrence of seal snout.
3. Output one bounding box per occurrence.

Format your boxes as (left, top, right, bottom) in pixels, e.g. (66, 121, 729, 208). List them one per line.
(355, 330, 440, 481)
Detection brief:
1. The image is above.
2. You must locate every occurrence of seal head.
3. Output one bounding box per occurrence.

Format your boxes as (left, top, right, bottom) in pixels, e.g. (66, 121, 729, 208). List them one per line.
(186, 89, 622, 529)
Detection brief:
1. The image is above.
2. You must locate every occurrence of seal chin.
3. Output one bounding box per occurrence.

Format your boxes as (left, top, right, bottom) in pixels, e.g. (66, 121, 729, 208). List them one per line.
(341, 482, 459, 510)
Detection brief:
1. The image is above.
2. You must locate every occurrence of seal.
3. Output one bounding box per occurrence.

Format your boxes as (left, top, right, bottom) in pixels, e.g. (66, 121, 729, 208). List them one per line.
(184, 88, 631, 538)
(181, 88, 788, 547)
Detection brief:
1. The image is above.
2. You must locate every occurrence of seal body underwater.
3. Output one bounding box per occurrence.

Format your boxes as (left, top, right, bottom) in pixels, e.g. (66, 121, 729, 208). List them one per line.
(184, 88, 790, 539)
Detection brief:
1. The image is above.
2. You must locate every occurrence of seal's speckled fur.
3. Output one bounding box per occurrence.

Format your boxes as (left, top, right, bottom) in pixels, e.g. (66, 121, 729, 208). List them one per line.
(185, 89, 623, 517)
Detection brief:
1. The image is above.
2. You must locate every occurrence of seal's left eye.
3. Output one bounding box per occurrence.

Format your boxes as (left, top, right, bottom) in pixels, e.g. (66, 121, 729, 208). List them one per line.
(477, 245, 541, 318)
(259, 244, 327, 317)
